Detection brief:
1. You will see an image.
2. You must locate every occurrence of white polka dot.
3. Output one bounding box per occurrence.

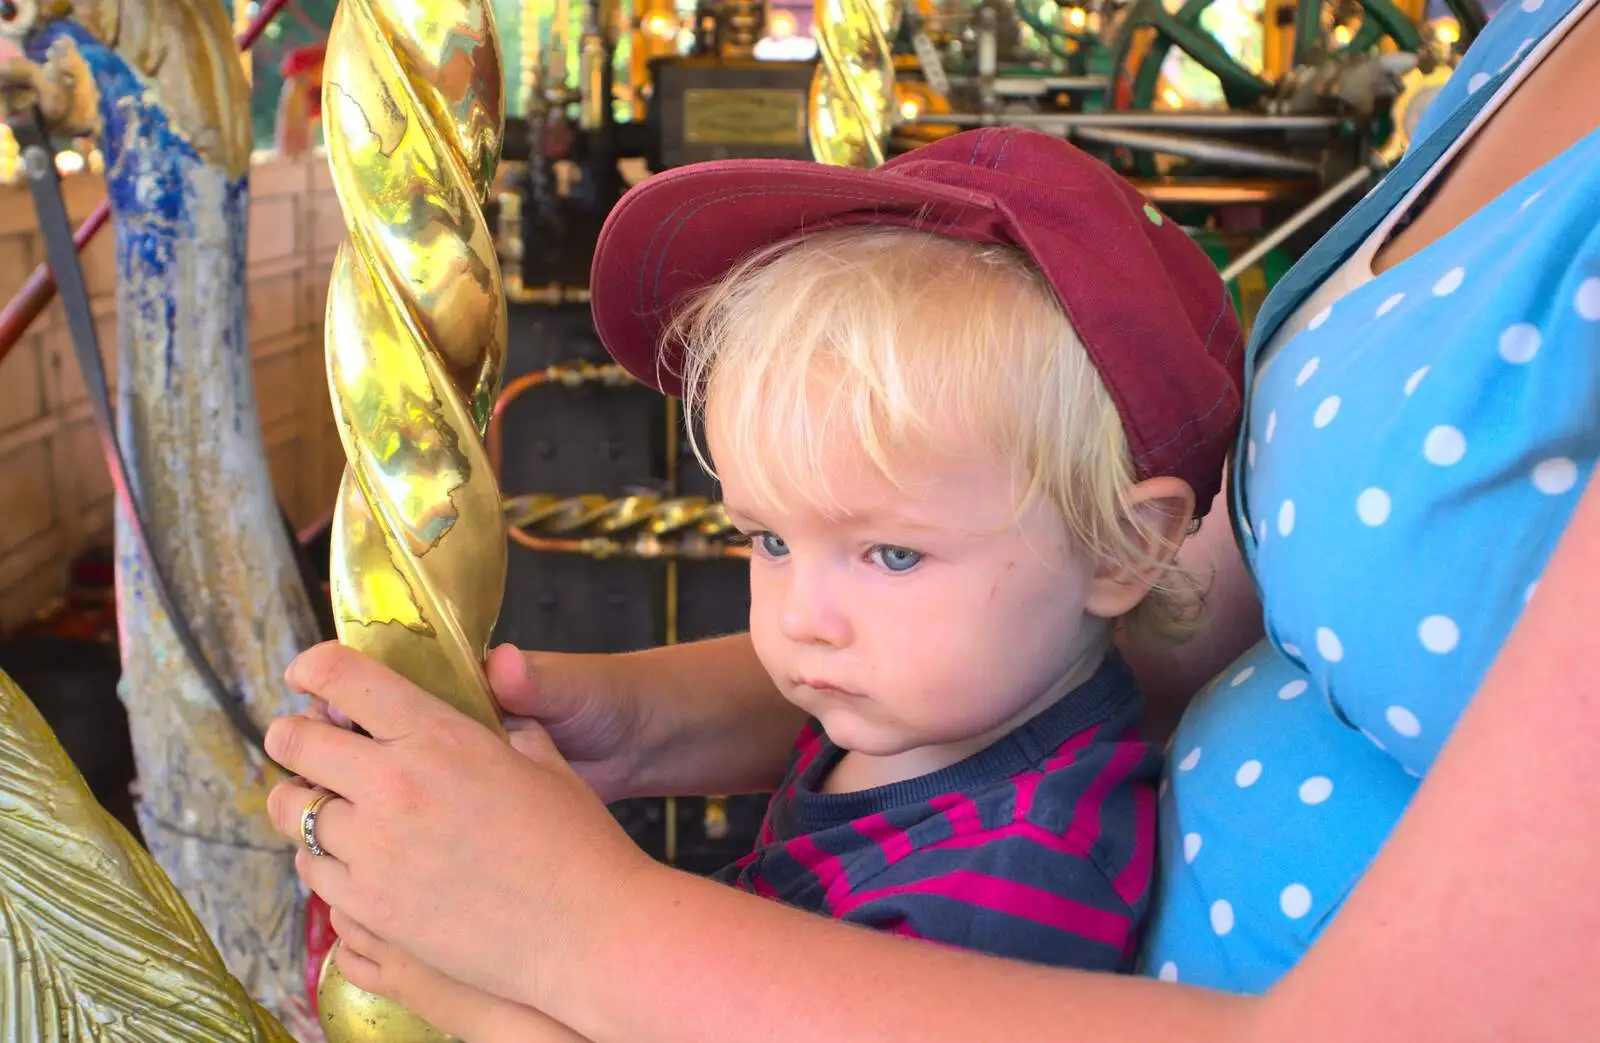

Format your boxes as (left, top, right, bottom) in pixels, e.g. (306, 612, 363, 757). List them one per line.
(1280, 883, 1313, 920)
(1467, 72, 1490, 93)
(1519, 188, 1543, 211)
(1299, 776, 1333, 805)
(1386, 705, 1422, 738)
(1524, 581, 1538, 604)
(1532, 457, 1578, 495)
(1231, 666, 1255, 686)
(1418, 615, 1460, 654)
(1158, 961, 1179, 982)
(1256, 517, 1268, 544)
(1247, 439, 1257, 469)
(1177, 747, 1202, 772)
(1307, 306, 1331, 331)
(1578, 278, 1600, 321)
(1423, 425, 1466, 466)
(1498, 323, 1541, 363)
(1265, 411, 1278, 443)
(1404, 366, 1430, 396)
(1296, 357, 1320, 386)
(1210, 899, 1235, 936)
(1278, 679, 1308, 701)
(1356, 487, 1391, 526)
(1277, 500, 1296, 537)
(1235, 760, 1262, 787)
(1433, 267, 1466, 296)
(1313, 395, 1341, 428)
(1376, 292, 1405, 317)
(1522, 0, 1543, 10)
(1183, 833, 1202, 863)
(1282, 643, 1302, 658)
(1315, 627, 1344, 663)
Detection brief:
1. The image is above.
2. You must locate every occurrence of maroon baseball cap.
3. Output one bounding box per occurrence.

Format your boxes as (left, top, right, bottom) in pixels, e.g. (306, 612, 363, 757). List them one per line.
(589, 127, 1243, 512)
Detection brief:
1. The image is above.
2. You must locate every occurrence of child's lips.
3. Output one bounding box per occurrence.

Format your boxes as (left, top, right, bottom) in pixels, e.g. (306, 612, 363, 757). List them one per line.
(798, 678, 865, 699)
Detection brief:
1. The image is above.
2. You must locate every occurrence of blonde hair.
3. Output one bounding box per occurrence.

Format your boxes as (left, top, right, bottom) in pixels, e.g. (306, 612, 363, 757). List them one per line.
(663, 225, 1201, 640)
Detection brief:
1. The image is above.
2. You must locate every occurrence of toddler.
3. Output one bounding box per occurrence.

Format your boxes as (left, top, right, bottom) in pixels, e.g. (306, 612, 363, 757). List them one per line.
(588, 127, 1243, 971)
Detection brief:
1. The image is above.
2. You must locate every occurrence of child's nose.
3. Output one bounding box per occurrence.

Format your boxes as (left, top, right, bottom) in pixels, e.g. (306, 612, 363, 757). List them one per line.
(776, 564, 853, 648)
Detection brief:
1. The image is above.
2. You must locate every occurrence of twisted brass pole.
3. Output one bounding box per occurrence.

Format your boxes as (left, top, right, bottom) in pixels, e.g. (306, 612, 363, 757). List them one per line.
(318, 0, 510, 1035)
(810, 0, 902, 165)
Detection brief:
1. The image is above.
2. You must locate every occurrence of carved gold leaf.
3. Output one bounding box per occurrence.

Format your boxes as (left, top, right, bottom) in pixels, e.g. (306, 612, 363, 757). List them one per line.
(0, 669, 294, 1042)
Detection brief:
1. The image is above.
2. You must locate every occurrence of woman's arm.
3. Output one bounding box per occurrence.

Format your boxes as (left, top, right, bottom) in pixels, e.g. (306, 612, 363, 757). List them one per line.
(526, 473, 1600, 1043)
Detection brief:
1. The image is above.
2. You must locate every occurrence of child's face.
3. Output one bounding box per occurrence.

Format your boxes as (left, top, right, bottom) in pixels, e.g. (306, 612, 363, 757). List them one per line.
(714, 426, 1114, 761)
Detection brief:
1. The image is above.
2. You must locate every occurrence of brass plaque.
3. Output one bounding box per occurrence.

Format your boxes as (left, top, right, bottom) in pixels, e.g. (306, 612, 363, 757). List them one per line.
(683, 88, 807, 147)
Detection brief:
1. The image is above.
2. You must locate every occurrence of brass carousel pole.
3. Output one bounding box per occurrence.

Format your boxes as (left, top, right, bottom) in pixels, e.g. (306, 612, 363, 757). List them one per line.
(315, 0, 510, 1035)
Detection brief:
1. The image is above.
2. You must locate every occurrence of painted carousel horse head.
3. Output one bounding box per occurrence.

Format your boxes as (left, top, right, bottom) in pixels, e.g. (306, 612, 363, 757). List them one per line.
(0, 0, 249, 173)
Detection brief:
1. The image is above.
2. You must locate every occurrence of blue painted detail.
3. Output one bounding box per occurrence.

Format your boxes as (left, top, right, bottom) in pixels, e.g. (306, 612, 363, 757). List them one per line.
(29, 19, 251, 389)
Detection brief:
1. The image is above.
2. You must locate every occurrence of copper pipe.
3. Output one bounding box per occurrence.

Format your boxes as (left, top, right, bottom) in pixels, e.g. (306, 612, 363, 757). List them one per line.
(488, 370, 550, 476)
(0, 0, 292, 363)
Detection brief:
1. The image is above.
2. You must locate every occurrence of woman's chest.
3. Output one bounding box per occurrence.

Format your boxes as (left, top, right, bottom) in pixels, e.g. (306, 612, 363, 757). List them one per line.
(1240, 134, 1600, 774)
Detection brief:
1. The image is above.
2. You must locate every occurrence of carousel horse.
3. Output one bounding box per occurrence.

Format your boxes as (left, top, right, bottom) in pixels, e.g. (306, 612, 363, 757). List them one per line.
(0, 0, 322, 1025)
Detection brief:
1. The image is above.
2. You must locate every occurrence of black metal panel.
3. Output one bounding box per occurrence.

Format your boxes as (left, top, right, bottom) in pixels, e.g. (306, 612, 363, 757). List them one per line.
(494, 302, 666, 654)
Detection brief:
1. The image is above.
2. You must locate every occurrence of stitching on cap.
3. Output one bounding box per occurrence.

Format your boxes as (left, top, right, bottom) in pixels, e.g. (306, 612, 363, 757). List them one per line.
(991, 129, 1019, 168)
(635, 184, 899, 320)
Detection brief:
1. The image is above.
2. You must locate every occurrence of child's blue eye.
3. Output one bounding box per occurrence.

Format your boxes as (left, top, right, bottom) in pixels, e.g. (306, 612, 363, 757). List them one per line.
(872, 546, 923, 572)
(755, 532, 789, 558)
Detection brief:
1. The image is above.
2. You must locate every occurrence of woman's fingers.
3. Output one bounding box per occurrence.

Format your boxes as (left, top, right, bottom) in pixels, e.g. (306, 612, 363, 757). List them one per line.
(264, 714, 383, 796)
(266, 779, 356, 855)
(285, 642, 446, 742)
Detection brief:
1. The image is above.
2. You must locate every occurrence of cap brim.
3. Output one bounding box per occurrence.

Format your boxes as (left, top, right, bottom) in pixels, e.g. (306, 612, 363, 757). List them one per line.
(590, 158, 1005, 398)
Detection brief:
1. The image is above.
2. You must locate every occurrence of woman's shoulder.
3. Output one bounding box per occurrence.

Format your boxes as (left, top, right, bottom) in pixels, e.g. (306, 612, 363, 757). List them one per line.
(1411, 0, 1592, 144)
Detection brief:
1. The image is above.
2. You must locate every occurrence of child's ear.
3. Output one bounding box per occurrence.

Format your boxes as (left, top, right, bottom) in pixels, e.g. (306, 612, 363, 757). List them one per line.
(1084, 476, 1196, 621)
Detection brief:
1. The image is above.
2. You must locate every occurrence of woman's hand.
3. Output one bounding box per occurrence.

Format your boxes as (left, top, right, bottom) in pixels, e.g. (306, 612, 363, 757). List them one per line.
(263, 641, 654, 1006)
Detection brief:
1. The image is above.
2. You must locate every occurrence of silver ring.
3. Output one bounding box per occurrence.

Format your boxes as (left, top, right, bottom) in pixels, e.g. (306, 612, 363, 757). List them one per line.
(300, 790, 336, 857)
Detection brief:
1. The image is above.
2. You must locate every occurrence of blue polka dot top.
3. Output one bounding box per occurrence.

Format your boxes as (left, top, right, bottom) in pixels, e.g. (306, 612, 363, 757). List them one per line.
(1140, 0, 1600, 992)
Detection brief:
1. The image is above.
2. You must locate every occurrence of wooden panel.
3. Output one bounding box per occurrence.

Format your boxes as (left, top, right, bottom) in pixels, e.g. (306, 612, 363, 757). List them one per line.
(0, 337, 44, 433)
(309, 193, 344, 258)
(248, 195, 300, 265)
(248, 271, 301, 346)
(0, 231, 35, 302)
(59, 419, 112, 518)
(0, 439, 58, 555)
(266, 430, 303, 522)
(42, 302, 118, 408)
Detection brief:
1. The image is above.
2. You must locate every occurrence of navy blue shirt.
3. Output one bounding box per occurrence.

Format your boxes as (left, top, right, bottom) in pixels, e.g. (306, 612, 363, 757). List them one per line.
(716, 656, 1161, 970)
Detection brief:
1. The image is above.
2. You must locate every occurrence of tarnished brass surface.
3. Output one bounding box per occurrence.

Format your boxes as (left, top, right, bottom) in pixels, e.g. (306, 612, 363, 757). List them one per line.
(809, 0, 901, 165)
(0, 670, 293, 1042)
(320, 0, 509, 1032)
(321, 0, 510, 739)
(316, 942, 452, 1043)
